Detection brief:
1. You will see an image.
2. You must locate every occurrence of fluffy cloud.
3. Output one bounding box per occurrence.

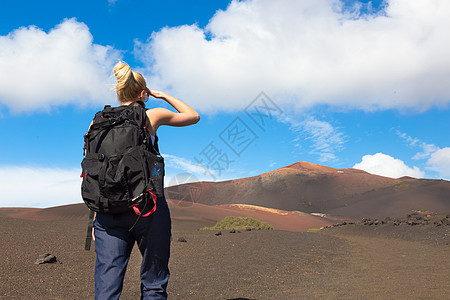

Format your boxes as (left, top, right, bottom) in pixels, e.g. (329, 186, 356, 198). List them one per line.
(136, 0, 450, 113)
(0, 166, 82, 208)
(426, 147, 450, 180)
(0, 18, 121, 112)
(353, 152, 425, 178)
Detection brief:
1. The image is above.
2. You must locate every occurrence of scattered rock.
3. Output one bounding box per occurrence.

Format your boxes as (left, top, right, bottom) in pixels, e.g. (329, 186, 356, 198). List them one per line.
(324, 212, 449, 231)
(177, 237, 187, 243)
(215, 231, 222, 236)
(35, 253, 59, 265)
(229, 229, 236, 233)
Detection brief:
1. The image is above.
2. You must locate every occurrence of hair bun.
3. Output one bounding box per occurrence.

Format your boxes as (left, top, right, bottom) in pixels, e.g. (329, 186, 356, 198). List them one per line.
(113, 61, 132, 83)
(113, 61, 147, 102)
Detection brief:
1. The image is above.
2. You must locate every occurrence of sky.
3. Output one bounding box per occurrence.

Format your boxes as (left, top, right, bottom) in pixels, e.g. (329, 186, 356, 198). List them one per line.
(0, 0, 449, 207)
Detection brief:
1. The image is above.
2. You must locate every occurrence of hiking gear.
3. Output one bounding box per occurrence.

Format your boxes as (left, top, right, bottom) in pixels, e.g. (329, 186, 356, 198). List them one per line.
(81, 101, 164, 250)
(85, 210, 95, 251)
(81, 101, 164, 213)
(94, 197, 171, 299)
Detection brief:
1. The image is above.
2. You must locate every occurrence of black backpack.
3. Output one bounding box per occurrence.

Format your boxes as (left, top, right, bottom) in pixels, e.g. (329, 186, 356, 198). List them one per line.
(81, 101, 164, 214)
(81, 101, 164, 250)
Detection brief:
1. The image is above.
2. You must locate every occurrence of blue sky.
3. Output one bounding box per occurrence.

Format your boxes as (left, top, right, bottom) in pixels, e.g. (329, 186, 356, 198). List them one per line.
(1, 0, 449, 207)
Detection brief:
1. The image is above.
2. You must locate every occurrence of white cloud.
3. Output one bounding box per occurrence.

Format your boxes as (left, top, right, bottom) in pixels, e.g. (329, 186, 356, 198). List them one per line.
(353, 152, 425, 179)
(0, 154, 224, 208)
(163, 153, 250, 183)
(395, 131, 450, 179)
(426, 147, 450, 180)
(283, 115, 345, 162)
(413, 143, 441, 160)
(163, 153, 217, 184)
(163, 153, 210, 176)
(0, 166, 82, 208)
(0, 18, 121, 113)
(302, 118, 345, 162)
(136, 0, 450, 113)
(396, 130, 439, 160)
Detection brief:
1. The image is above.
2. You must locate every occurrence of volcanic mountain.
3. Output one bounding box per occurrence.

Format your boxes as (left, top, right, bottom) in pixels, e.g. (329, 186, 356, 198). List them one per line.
(165, 161, 450, 219)
(4, 161, 449, 231)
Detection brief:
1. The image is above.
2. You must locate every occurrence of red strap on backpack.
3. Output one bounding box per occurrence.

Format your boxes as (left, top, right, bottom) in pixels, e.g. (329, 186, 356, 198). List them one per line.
(132, 189, 157, 217)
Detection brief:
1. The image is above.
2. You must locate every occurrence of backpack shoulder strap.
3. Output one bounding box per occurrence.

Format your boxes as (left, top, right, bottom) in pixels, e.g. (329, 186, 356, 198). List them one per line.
(152, 134, 161, 154)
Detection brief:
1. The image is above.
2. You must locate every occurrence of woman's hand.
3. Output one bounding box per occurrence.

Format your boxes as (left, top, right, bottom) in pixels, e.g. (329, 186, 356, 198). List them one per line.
(148, 89, 167, 100)
(145, 90, 200, 131)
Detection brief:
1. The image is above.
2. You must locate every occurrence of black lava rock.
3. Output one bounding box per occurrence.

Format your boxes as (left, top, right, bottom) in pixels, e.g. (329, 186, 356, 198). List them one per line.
(35, 253, 59, 265)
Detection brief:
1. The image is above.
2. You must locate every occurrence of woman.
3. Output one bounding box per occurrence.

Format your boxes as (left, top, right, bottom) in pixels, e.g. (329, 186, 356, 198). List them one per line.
(93, 61, 199, 299)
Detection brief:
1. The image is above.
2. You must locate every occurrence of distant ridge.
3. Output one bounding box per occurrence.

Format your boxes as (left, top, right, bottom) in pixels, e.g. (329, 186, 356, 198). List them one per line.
(2, 161, 449, 226)
(165, 161, 450, 218)
(0, 201, 350, 232)
(5, 204, 88, 221)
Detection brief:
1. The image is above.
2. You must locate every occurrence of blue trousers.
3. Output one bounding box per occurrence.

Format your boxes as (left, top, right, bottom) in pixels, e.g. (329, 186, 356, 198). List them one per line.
(93, 197, 171, 300)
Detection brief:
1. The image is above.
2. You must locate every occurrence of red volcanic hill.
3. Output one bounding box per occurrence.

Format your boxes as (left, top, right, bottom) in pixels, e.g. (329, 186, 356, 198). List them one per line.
(2, 161, 449, 231)
(165, 161, 450, 218)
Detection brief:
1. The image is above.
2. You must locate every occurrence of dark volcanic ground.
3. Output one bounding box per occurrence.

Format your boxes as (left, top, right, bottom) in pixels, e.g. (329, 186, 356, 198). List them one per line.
(1, 212, 449, 299)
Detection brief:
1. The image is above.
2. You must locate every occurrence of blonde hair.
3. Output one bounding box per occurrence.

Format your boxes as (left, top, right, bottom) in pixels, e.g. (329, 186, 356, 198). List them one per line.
(113, 61, 147, 103)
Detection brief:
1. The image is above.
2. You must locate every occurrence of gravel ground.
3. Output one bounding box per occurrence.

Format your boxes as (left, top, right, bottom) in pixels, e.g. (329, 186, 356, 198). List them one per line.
(0, 215, 448, 299)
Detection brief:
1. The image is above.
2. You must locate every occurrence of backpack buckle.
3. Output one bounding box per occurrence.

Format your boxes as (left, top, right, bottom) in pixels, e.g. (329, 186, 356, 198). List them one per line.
(130, 192, 145, 204)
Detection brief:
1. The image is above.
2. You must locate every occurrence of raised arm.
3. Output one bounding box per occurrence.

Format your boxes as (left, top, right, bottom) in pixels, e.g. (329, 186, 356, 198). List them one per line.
(146, 90, 200, 133)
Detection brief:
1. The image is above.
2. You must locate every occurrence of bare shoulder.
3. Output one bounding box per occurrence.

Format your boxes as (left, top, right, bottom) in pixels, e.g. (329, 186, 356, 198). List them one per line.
(146, 107, 171, 123)
(145, 107, 171, 134)
(145, 108, 158, 135)
(146, 107, 171, 117)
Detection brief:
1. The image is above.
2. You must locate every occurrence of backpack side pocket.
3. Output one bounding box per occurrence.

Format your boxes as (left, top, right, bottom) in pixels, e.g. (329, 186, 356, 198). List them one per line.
(144, 150, 165, 198)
